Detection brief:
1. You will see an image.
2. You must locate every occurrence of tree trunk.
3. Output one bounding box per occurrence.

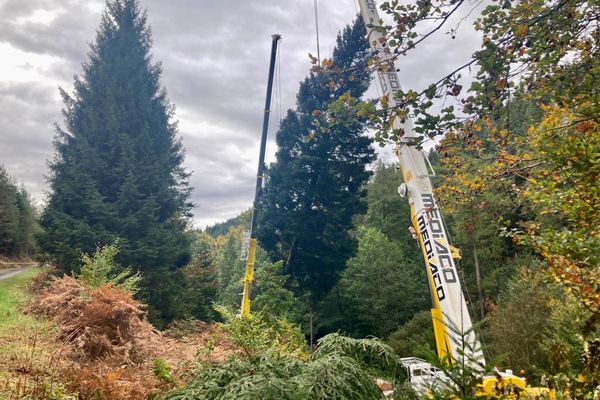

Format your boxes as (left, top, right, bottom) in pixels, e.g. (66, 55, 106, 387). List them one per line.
(473, 242, 485, 320)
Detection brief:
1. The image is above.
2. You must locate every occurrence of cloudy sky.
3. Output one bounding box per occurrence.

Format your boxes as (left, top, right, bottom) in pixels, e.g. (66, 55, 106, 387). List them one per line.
(0, 0, 482, 228)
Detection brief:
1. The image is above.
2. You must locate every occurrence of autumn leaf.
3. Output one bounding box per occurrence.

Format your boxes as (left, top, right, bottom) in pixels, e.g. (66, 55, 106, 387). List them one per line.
(514, 24, 528, 38)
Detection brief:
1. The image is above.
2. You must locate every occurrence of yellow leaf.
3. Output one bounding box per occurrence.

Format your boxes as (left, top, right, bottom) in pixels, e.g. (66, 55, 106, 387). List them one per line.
(515, 24, 528, 38)
(381, 94, 389, 108)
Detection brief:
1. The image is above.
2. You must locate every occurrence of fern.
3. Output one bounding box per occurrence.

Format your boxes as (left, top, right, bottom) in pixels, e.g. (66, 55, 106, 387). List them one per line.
(78, 242, 141, 294)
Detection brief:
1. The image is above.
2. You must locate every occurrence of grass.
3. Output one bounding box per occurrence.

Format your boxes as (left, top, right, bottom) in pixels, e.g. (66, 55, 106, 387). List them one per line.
(0, 267, 73, 399)
(0, 268, 44, 334)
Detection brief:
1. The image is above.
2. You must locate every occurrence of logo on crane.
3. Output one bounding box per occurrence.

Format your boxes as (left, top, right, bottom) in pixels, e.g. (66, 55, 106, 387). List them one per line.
(417, 194, 458, 303)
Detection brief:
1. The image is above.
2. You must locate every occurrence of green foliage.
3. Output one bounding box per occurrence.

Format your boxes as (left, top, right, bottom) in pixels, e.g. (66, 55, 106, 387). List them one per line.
(392, 382, 419, 400)
(486, 266, 558, 378)
(78, 242, 141, 294)
(153, 358, 175, 384)
(257, 17, 375, 306)
(314, 333, 400, 376)
(0, 165, 38, 258)
(543, 297, 589, 375)
(41, 382, 78, 400)
(38, 0, 192, 323)
(211, 225, 272, 310)
(361, 162, 416, 257)
(164, 322, 400, 400)
(164, 354, 305, 400)
(215, 306, 306, 358)
(333, 226, 427, 337)
(253, 261, 306, 324)
(0, 268, 44, 334)
(514, 105, 600, 319)
(205, 210, 251, 237)
(387, 310, 436, 359)
(177, 232, 219, 321)
(540, 295, 600, 397)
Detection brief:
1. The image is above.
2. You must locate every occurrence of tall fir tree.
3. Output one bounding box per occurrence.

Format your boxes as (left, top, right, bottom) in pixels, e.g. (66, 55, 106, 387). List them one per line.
(39, 0, 191, 324)
(257, 18, 375, 304)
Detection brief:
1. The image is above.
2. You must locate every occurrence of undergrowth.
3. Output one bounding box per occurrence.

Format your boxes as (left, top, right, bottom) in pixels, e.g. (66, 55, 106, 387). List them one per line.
(0, 267, 77, 399)
(77, 242, 141, 294)
(164, 309, 402, 400)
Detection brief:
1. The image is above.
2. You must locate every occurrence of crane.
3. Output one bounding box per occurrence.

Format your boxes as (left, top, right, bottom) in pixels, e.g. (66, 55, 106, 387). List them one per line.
(356, 1, 554, 397)
(240, 34, 281, 318)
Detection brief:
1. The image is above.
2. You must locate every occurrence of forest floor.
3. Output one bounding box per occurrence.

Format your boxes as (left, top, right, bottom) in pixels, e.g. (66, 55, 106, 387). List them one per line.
(0, 267, 237, 399)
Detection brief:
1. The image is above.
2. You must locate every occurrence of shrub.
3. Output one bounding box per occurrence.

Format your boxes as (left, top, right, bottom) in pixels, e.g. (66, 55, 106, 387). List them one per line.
(164, 311, 401, 400)
(78, 242, 141, 294)
(154, 358, 175, 384)
(215, 305, 306, 359)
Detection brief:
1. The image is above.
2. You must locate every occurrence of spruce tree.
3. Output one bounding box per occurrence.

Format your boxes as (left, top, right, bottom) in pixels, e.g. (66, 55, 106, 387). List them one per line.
(0, 166, 19, 255)
(14, 187, 37, 258)
(257, 18, 374, 303)
(0, 166, 37, 258)
(39, 0, 191, 323)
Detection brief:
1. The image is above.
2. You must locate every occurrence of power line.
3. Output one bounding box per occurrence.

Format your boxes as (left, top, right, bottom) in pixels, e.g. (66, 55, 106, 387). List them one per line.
(314, 0, 321, 65)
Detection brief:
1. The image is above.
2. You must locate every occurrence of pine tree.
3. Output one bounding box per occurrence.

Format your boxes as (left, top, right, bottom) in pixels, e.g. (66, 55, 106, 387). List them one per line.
(334, 227, 427, 338)
(0, 166, 19, 255)
(0, 166, 37, 258)
(39, 0, 191, 323)
(361, 162, 420, 259)
(257, 18, 374, 303)
(14, 187, 37, 258)
(178, 232, 219, 321)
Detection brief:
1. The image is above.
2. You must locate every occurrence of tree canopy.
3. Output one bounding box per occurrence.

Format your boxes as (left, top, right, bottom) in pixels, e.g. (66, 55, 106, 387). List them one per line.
(0, 165, 37, 258)
(322, 0, 599, 393)
(257, 17, 375, 305)
(39, 0, 192, 324)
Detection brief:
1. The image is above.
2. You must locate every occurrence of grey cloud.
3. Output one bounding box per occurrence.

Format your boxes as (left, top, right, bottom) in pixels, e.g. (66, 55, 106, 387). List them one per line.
(0, 1, 99, 62)
(0, 0, 481, 228)
(0, 81, 58, 197)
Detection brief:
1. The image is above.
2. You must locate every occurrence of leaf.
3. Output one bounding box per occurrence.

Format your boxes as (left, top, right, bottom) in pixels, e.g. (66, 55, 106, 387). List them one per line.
(514, 24, 528, 38)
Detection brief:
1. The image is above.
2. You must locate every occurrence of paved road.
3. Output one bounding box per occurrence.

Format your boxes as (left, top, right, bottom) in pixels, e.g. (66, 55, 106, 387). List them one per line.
(0, 266, 35, 281)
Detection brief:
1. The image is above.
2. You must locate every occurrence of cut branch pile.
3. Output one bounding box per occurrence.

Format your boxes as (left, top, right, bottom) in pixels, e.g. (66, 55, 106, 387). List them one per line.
(29, 276, 151, 360)
(27, 276, 236, 399)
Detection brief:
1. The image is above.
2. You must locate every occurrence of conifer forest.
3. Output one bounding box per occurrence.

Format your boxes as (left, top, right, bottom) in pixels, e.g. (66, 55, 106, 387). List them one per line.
(0, 0, 598, 399)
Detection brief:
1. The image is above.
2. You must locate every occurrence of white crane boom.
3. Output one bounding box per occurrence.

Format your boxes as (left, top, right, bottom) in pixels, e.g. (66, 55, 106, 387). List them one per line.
(357, 0, 485, 371)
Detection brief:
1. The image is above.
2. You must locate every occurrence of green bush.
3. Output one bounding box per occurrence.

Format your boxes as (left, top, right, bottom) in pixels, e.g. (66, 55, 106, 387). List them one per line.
(153, 358, 175, 384)
(164, 311, 402, 400)
(78, 242, 141, 294)
(214, 305, 306, 358)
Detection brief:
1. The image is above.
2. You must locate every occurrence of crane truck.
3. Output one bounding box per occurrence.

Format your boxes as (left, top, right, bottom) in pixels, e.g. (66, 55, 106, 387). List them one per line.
(356, 1, 554, 398)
